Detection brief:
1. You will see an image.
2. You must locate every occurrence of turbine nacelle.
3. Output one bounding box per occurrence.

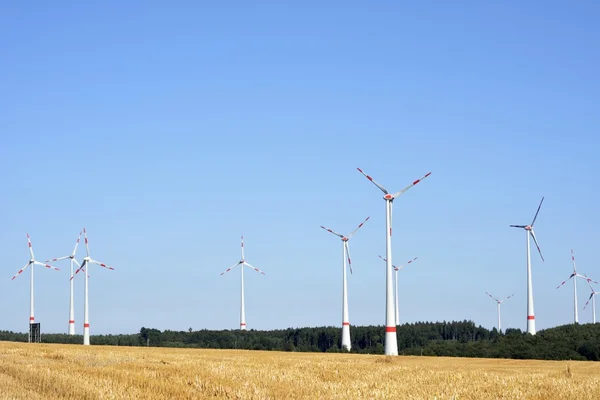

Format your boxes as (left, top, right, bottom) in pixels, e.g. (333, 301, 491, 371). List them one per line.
(524, 225, 532, 231)
(383, 194, 393, 200)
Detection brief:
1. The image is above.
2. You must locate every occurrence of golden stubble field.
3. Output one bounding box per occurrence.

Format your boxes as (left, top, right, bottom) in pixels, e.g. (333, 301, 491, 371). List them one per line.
(1, 342, 599, 399)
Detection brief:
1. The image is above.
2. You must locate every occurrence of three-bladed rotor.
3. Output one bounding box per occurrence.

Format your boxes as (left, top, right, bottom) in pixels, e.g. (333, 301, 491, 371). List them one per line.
(378, 255, 418, 272)
(11, 233, 60, 281)
(72, 228, 115, 280)
(220, 236, 267, 276)
(320, 216, 370, 274)
(510, 197, 545, 261)
(485, 292, 514, 304)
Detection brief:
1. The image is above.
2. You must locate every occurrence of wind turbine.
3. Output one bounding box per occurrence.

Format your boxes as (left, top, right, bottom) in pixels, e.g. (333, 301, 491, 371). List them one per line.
(72, 228, 114, 345)
(378, 256, 417, 326)
(510, 197, 544, 335)
(220, 236, 266, 330)
(10, 233, 59, 342)
(45, 231, 82, 335)
(320, 216, 370, 351)
(584, 281, 599, 323)
(485, 292, 514, 332)
(357, 168, 431, 355)
(555, 249, 597, 324)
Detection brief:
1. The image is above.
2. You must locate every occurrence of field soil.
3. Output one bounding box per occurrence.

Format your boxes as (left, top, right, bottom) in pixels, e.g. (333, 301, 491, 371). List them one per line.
(1, 342, 599, 399)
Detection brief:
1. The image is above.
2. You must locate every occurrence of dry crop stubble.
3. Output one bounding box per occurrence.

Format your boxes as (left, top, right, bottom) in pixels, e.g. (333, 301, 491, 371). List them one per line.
(1, 342, 599, 399)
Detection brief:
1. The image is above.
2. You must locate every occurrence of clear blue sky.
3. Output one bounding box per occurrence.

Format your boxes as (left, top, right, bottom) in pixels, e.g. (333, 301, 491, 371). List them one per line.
(1, 1, 599, 335)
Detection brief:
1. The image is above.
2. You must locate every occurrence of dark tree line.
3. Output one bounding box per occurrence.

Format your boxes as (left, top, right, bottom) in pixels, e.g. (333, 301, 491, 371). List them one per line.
(1, 321, 599, 361)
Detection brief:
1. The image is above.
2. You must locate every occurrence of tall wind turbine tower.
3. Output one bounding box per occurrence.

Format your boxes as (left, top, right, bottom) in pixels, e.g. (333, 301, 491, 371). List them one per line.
(510, 197, 544, 335)
(357, 168, 431, 355)
(220, 236, 266, 330)
(320, 216, 370, 351)
(10, 234, 59, 342)
(46, 231, 82, 334)
(485, 292, 514, 332)
(73, 228, 114, 345)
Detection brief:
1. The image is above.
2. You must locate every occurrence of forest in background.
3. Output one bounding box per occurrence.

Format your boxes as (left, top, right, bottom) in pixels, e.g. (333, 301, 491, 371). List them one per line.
(1, 321, 599, 361)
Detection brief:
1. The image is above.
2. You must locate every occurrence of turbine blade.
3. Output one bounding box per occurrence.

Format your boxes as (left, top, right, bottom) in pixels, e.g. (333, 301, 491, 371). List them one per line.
(579, 274, 599, 285)
(530, 196, 544, 226)
(71, 259, 82, 280)
(347, 216, 370, 239)
(44, 255, 70, 262)
(378, 255, 387, 262)
(356, 168, 389, 194)
(26, 233, 34, 259)
(34, 261, 59, 271)
(530, 230, 544, 262)
(243, 262, 266, 275)
(485, 292, 500, 302)
(556, 275, 575, 289)
(83, 228, 90, 257)
(509, 225, 527, 228)
(89, 259, 114, 271)
(71, 260, 87, 281)
(397, 257, 418, 270)
(240, 235, 245, 260)
(220, 261, 242, 276)
(11, 262, 32, 281)
(72, 231, 83, 257)
(345, 241, 353, 275)
(320, 225, 344, 238)
(504, 294, 515, 301)
(391, 172, 432, 199)
(584, 293, 594, 310)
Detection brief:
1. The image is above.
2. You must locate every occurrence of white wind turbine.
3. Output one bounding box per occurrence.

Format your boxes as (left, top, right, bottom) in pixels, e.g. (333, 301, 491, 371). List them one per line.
(220, 236, 266, 330)
(320, 216, 370, 351)
(45, 231, 83, 335)
(485, 292, 514, 332)
(357, 168, 431, 355)
(510, 197, 544, 335)
(555, 249, 598, 324)
(10, 233, 60, 342)
(378, 256, 417, 327)
(584, 280, 600, 324)
(72, 228, 114, 345)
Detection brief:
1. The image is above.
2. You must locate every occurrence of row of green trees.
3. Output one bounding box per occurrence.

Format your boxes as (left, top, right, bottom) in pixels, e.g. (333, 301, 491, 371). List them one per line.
(1, 321, 599, 361)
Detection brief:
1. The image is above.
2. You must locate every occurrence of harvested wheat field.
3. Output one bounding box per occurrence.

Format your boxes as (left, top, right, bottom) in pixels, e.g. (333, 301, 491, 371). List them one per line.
(1, 342, 599, 399)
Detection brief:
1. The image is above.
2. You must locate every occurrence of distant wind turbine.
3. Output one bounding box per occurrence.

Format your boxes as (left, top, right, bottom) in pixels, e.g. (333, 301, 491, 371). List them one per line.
(220, 236, 266, 330)
(45, 231, 83, 335)
(320, 216, 370, 351)
(10, 234, 59, 342)
(510, 197, 544, 335)
(378, 255, 418, 326)
(555, 249, 597, 324)
(485, 292, 514, 332)
(584, 281, 600, 324)
(72, 228, 114, 345)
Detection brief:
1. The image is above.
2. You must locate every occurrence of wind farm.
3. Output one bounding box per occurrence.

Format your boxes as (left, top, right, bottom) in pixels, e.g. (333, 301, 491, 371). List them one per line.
(3, 2, 600, 399)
